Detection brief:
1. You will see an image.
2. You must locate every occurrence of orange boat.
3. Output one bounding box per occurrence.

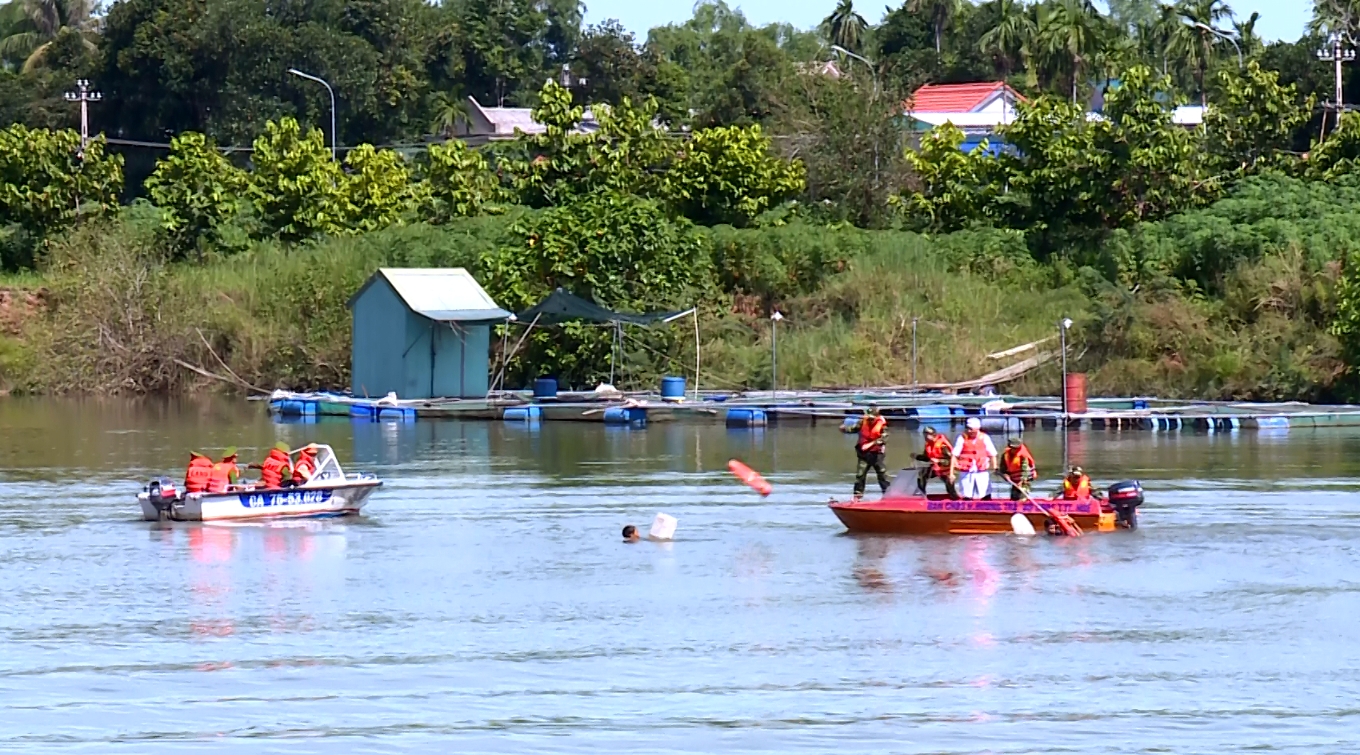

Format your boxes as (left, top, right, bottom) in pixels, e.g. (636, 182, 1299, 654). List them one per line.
(828, 477, 1143, 535)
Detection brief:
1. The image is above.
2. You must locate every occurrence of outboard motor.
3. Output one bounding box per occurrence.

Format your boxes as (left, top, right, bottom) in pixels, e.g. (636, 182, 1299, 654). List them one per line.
(145, 476, 179, 521)
(1106, 480, 1144, 529)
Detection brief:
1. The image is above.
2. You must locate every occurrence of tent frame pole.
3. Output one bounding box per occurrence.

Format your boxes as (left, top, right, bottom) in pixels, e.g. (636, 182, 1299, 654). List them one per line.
(490, 313, 541, 395)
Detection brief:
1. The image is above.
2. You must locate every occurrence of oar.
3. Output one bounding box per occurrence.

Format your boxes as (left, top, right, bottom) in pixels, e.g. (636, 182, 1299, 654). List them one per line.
(1004, 476, 1082, 537)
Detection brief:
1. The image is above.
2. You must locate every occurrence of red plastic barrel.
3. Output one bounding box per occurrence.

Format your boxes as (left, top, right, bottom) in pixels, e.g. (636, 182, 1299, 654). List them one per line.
(1064, 373, 1088, 414)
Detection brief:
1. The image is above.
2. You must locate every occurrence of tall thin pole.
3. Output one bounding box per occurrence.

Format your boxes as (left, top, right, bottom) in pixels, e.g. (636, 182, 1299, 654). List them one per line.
(288, 68, 338, 160)
(63, 79, 102, 157)
(1318, 35, 1355, 133)
(771, 311, 783, 396)
(911, 317, 919, 387)
(1060, 317, 1072, 469)
(693, 310, 701, 401)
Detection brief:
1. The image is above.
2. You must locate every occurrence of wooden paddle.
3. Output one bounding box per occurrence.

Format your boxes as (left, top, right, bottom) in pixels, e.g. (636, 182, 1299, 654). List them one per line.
(1003, 477, 1082, 537)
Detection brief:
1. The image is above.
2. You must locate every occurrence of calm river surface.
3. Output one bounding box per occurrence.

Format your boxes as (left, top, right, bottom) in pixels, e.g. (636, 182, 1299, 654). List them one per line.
(4, 398, 1360, 754)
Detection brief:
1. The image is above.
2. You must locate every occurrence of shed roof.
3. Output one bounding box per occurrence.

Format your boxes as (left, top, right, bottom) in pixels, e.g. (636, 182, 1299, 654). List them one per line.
(907, 82, 1022, 113)
(349, 268, 512, 323)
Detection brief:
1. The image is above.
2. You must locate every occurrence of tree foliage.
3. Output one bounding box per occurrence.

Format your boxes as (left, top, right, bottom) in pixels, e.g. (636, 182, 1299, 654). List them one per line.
(665, 124, 806, 226)
(248, 117, 346, 242)
(422, 140, 501, 222)
(0, 124, 121, 268)
(144, 132, 246, 256)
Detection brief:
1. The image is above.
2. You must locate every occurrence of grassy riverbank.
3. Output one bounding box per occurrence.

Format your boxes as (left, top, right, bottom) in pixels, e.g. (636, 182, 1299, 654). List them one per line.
(0, 173, 1351, 400)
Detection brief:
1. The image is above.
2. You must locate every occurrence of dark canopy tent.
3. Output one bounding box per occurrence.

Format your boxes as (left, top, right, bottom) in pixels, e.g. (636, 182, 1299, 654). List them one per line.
(492, 288, 698, 394)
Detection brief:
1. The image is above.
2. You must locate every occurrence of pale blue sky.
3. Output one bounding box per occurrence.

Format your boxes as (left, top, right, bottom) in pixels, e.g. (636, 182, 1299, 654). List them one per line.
(583, 0, 1311, 43)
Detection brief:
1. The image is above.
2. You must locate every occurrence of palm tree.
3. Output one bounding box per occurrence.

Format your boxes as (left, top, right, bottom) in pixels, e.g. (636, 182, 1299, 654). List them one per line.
(1234, 10, 1261, 57)
(821, 0, 868, 54)
(1036, 0, 1102, 102)
(1175, 0, 1233, 106)
(429, 92, 469, 138)
(979, 0, 1036, 79)
(907, 0, 963, 54)
(0, 0, 95, 72)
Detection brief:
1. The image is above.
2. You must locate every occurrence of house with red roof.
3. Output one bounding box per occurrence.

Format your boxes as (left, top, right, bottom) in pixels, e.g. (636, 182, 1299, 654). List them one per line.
(904, 81, 1024, 154)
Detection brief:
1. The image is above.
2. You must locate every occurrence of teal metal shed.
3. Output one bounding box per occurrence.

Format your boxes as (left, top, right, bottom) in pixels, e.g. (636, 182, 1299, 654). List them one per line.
(348, 268, 511, 399)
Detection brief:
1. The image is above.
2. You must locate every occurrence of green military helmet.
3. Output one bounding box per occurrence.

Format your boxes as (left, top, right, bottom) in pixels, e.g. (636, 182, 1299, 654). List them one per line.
(1007, 436, 1022, 448)
(274, 441, 291, 453)
(1068, 465, 1084, 476)
(221, 446, 238, 459)
(922, 426, 937, 437)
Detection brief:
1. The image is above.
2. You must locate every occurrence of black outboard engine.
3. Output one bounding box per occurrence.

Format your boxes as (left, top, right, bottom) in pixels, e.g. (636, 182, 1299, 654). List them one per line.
(1106, 480, 1143, 529)
(145, 476, 179, 521)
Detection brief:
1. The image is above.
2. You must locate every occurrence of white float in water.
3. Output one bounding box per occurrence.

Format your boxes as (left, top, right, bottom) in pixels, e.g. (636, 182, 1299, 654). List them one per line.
(649, 513, 677, 541)
(1010, 513, 1036, 536)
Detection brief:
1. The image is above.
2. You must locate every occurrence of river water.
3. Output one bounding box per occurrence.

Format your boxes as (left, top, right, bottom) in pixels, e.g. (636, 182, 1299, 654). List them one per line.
(3, 398, 1360, 754)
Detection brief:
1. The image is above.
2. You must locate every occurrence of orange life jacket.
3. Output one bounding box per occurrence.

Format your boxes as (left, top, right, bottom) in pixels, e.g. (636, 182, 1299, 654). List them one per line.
(260, 449, 291, 488)
(1001, 445, 1037, 482)
(858, 415, 887, 452)
(292, 453, 317, 484)
(1062, 475, 1091, 499)
(184, 455, 212, 493)
(924, 435, 952, 474)
(207, 461, 236, 494)
(954, 432, 994, 473)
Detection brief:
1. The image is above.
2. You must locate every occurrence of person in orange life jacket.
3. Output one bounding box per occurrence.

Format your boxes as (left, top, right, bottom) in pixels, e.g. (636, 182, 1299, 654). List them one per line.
(184, 452, 213, 493)
(949, 417, 998, 500)
(206, 447, 241, 494)
(249, 442, 293, 489)
(914, 426, 958, 498)
(1057, 466, 1100, 500)
(292, 444, 320, 485)
(1000, 436, 1037, 501)
(842, 404, 890, 499)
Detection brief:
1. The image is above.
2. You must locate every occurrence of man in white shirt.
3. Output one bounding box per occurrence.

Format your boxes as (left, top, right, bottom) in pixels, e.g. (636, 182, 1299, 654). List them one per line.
(950, 417, 997, 500)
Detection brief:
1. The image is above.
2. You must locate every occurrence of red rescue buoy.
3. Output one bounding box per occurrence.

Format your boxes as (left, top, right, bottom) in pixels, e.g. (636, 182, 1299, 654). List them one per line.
(728, 459, 772, 497)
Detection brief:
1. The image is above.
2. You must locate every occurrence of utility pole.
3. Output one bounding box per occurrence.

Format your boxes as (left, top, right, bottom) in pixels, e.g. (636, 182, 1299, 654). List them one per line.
(1318, 34, 1356, 135)
(770, 311, 784, 396)
(63, 79, 102, 157)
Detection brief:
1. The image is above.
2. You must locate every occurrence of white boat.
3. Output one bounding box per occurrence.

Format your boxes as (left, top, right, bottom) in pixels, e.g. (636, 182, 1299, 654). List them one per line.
(138, 444, 382, 522)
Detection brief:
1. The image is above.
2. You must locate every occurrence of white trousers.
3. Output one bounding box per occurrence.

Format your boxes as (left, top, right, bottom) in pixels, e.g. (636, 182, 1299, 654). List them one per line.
(958, 471, 991, 499)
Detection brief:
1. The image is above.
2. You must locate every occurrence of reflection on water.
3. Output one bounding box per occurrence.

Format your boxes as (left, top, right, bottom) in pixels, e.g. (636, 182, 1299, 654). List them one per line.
(5, 397, 1360, 752)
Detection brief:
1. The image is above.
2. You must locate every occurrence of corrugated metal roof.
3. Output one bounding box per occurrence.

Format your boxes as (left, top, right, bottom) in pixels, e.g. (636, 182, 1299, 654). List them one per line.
(351, 268, 512, 323)
(907, 82, 1022, 113)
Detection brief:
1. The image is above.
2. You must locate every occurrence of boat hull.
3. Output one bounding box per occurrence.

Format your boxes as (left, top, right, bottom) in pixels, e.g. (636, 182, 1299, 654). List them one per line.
(139, 480, 381, 522)
(829, 495, 1112, 535)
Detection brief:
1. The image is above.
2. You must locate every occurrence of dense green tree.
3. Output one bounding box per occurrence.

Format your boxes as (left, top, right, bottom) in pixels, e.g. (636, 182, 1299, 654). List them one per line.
(665, 124, 806, 226)
(0, 125, 122, 268)
(570, 20, 686, 123)
(1034, 0, 1104, 102)
(0, 0, 95, 72)
(1173, 0, 1234, 106)
(340, 144, 423, 232)
(144, 132, 247, 256)
(247, 117, 346, 242)
(422, 140, 501, 221)
(907, 0, 962, 54)
(1205, 61, 1313, 174)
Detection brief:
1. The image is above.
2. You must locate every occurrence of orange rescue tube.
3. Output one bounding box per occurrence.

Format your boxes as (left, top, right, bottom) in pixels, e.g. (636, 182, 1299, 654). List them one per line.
(727, 459, 772, 497)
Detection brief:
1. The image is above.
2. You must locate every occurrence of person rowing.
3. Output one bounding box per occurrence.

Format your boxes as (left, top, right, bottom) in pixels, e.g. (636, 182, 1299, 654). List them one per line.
(1000, 436, 1037, 501)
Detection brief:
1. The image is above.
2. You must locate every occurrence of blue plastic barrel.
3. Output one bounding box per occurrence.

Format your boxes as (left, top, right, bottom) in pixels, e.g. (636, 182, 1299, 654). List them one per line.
(660, 376, 686, 401)
(725, 408, 768, 427)
(301, 401, 318, 416)
(503, 406, 543, 422)
(603, 406, 647, 426)
(349, 402, 377, 419)
(378, 406, 415, 422)
(533, 377, 558, 399)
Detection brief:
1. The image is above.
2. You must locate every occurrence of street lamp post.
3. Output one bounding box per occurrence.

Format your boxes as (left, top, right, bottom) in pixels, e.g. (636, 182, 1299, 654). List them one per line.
(63, 79, 102, 156)
(287, 68, 337, 160)
(829, 45, 881, 184)
(770, 311, 784, 396)
(1192, 22, 1242, 69)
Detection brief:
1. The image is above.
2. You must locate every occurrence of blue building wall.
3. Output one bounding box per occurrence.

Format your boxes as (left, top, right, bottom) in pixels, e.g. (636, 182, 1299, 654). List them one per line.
(351, 276, 492, 400)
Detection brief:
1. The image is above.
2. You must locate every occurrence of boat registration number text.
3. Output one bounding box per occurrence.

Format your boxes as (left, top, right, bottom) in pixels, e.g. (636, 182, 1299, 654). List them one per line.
(237, 490, 334, 509)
